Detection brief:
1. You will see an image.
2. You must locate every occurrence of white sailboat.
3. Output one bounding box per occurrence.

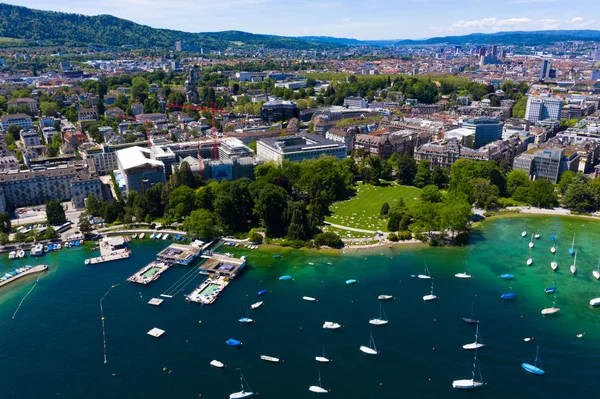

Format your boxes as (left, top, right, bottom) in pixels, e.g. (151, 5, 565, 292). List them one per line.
(229, 369, 254, 399)
(378, 294, 393, 300)
(534, 232, 540, 239)
(521, 230, 527, 237)
(309, 369, 328, 394)
(551, 252, 558, 271)
(528, 234, 534, 248)
(463, 324, 486, 350)
(315, 345, 331, 363)
(452, 351, 484, 389)
(250, 301, 263, 309)
(527, 242, 533, 266)
(369, 304, 389, 326)
(593, 260, 600, 280)
(418, 263, 432, 280)
(359, 333, 378, 355)
(570, 250, 577, 275)
(455, 264, 472, 279)
(541, 293, 560, 315)
(423, 281, 438, 301)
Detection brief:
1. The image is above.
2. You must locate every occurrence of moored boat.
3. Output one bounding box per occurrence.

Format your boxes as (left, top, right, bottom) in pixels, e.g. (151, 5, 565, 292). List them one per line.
(522, 346, 545, 375)
(359, 333, 378, 355)
(17, 249, 25, 258)
(463, 325, 486, 350)
(378, 294, 393, 300)
(210, 360, 225, 368)
(258, 289, 267, 296)
(590, 298, 600, 306)
(593, 261, 600, 280)
(279, 275, 292, 281)
(239, 318, 254, 323)
(8, 251, 16, 260)
(452, 352, 484, 390)
(322, 321, 341, 330)
(309, 369, 328, 394)
(229, 369, 253, 399)
(315, 345, 331, 363)
(418, 263, 432, 280)
(250, 301, 263, 310)
(423, 281, 437, 301)
(345, 279, 357, 285)
(570, 250, 577, 275)
(303, 296, 317, 302)
(226, 339, 242, 347)
(260, 355, 280, 363)
(139, 233, 145, 239)
(368, 304, 389, 326)
(541, 293, 560, 315)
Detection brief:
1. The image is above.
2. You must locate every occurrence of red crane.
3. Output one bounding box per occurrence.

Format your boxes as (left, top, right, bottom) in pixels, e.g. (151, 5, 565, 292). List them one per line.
(116, 114, 152, 148)
(166, 102, 226, 160)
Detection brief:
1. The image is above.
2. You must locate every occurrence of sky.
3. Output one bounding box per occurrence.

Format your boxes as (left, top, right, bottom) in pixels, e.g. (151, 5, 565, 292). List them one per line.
(4, 0, 599, 40)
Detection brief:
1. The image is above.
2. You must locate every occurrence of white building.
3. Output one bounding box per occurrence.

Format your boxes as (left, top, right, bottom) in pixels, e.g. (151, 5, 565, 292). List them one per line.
(525, 96, 563, 122)
(344, 96, 368, 109)
(0, 113, 32, 131)
(20, 130, 41, 147)
(256, 133, 346, 164)
(116, 146, 166, 194)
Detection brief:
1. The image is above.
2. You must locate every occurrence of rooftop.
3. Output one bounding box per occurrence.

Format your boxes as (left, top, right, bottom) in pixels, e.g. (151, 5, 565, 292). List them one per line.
(260, 133, 344, 153)
(116, 146, 164, 171)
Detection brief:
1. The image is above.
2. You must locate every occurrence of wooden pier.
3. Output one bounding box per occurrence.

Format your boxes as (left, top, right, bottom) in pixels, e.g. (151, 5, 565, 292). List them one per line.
(87, 251, 130, 265)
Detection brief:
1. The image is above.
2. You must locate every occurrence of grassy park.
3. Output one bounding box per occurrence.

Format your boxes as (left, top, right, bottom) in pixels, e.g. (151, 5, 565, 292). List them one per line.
(325, 182, 422, 233)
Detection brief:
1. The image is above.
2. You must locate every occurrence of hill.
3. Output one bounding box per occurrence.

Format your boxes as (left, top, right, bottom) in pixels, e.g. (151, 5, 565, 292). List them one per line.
(0, 3, 338, 50)
(395, 30, 600, 46)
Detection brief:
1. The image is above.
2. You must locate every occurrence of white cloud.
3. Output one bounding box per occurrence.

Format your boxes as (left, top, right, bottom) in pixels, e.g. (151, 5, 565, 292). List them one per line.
(447, 17, 532, 32)
(571, 17, 585, 23)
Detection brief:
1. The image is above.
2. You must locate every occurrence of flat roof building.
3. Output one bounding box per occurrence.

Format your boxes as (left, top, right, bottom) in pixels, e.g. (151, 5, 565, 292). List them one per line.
(116, 147, 166, 194)
(256, 133, 346, 164)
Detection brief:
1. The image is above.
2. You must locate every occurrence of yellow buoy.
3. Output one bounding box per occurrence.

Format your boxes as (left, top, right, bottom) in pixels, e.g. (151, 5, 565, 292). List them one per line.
(101, 317, 105, 320)
(163, 367, 167, 372)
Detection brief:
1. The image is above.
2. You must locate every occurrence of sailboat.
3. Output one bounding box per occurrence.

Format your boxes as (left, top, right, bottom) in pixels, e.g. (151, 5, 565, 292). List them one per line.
(521, 230, 527, 237)
(500, 264, 515, 280)
(423, 281, 437, 301)
(569, 235, 575, 256)
(570, 250, 577, 275)
(418, 263, 432, 280)
(378, 294, 393, 300)
(528, 234, 534, 249)
(541, 293, 560, 315)
(462, 302, 479, 325)
(501, 284, 518, 300)
(526, 241, 533, 266)
(309, 369, 328, 394)
(534, 232, 540, 239)
(593, 260, 600, 280)
(522, 346, 545, 375)
(452, 351, 484, 389)
(463, 325, 486, 350)
(239, 301, 255, 323)
(550, 236, 557, 254)
(315, 345, 331, 363)
(359, 333, 378, 355)
(369, 304, 389, 326)
(250, 301, 264, 309)
(551, 252, 558, 271)
(590, 297, 600, 306)
(229, 369, 254, 399)
(455, 264, 472, 279)
(544, 275, 557, 294)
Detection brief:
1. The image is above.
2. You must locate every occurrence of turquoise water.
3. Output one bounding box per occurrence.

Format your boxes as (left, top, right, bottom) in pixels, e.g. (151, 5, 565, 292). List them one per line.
(1, 216, 600, 398)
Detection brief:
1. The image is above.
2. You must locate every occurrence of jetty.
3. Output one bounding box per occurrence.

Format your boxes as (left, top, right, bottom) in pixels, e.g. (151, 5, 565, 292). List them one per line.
(0, 264, 48, 288)
(128, 261, 171, 285)
(85, 236, 130, 265)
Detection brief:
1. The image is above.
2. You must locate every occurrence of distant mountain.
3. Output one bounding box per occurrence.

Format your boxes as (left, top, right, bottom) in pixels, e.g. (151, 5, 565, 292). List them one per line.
(0, 3, 339, 50)
(296, 36, 399, 46)
(395, 30, 600, 46)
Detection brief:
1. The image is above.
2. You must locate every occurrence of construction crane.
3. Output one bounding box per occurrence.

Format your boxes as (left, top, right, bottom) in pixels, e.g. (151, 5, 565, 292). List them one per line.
(116, 114, 152, 148)
(166, 102, 226, 160)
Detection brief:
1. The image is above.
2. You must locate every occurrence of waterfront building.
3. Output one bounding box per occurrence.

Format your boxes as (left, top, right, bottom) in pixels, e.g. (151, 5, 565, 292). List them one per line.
(116, 146, 166, 194)
(525, 96, 563, 122)
(256, 133, 346, 164)
(513, 148, 579, 183)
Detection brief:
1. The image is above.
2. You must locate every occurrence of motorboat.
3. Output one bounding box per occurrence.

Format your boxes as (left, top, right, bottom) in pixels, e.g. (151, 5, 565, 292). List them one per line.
(359, 333, 378, 355)
(226, 339, 242, 347)
(279, 275, 292, 281)
(238, 318, 254, 323)
(534, 233, 540, 239)
(30, 243, 44, 256)
(551, 261, 558, 271)
(132, 233, 138, 239)
(258, 289, 267, 296)
(84, 259, 90, 265)
(455, 271, 472, 279)
(345, 279, 357, 285)
(260, 355, 280, 363)
(322, 322, 341, 330)
(500, 273, 515, 280)
(8, 251, 16, 260)
(378, 295, 393, 300)
(590, 298, 600, 306)
(250, 301, 263, 310)
(139, 233, 145, 239)
(210, 360, 225, 368)
(593, 261, 600, 280)
(570, 250, 577, 275)
(527, 258, 533, 266)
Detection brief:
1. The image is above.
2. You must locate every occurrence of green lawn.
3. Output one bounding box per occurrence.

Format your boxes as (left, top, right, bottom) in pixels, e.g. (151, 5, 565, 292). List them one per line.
(325, 182, 421, 232)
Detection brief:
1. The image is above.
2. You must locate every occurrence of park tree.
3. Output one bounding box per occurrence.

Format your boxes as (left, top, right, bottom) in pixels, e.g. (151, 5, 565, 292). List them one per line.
(529, 179, 558, 208)
(420, 185, 442, 203)
(131, 77, 149, 103)
(44, 226, 59, 240)
(144, 183, 166, 218)
(46, 200, 66, 225)
(438, 196, 472, 238)
(396, 153, 417, 185)
(0, 232, 8, 245)
(431, 165, 448, 188)
(413, 160, 431, 188)
(40, 101, 59, 117)
(166, 185, 196, 219)
(85, 194, 101, 216)
(471, 178, 499, 210)
(285, 200, 310, 241)
(213, 179, 254, 234)
(558, 171, 576, 195)
(0, 212, 11, 234)
(78, 213, 93, 236)
(183, 209, 218, 240)
(7, 124, 21, 141)
(563, 179, 596, 212)
(380, 202, 390, 216)
(507, 170, 531, 197)
(253, 183, 290, 237)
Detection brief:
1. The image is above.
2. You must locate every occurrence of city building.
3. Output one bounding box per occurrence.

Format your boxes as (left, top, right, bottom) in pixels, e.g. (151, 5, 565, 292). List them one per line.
(7, 98, 37, 114)
(256, 133, 346, 164)
(116, 146, 166, 194)
(540, 60, 551, 80)
(513, 148, 579, 183)
(326, 128, 354, 154)
(259, 101, 299, 123)
(274, 81, 307, 90)
(344, 96, 368, 109)
(0, 113, 32, 131)
(592, 70, 600, 81)
(42, 127, 59, 143)
(217, 138, 254, 161)
(78, 108, 98, 123)
(459, 117, 503, 148)
(525, 96, 563, 122)
(71, 170, 103, 208)
(445, 128, 475, 148)
(20, 130, 41, 147)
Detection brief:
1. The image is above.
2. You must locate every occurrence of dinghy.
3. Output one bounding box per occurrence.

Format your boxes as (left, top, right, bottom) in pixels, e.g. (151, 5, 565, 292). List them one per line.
(210, 360, 225, 368)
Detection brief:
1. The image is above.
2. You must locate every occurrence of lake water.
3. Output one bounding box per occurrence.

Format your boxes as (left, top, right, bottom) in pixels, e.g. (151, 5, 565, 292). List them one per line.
(1, 216, 600, 398)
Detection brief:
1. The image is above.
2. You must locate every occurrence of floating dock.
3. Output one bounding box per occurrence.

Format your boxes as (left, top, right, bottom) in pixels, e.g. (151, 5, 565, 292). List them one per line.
(186, 276, 230, 305)
(87, 252, 130, 265)
(85, 236, 131, 265)
(199, 253, 247, 278)
(147, 327, 165, 338)
(128, 261, 171, 285)
(148, 298, 164, 306)
(0, 264, 48, 288)
(157, 244, 202, 265)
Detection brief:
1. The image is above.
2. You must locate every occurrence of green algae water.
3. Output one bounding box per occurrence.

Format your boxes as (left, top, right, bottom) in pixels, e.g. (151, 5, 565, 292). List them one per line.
(2, 216, 600, 398)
